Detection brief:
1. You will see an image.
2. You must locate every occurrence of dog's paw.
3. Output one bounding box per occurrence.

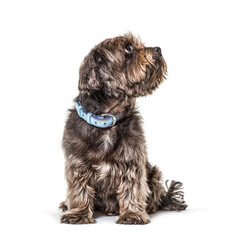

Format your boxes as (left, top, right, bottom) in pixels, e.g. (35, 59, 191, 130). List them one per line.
(61, 213, 95, 224)
(59, 201, 68, 212)
(116, 212, 150, 225)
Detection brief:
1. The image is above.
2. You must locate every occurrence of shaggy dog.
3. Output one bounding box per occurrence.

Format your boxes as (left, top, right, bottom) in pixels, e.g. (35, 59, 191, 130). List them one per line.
(60, 33, 187, 224)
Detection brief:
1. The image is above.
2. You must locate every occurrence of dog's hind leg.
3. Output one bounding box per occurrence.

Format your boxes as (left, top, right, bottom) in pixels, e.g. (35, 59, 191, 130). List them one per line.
(146, 164, 165, 213)
(146, 163, 187, 212)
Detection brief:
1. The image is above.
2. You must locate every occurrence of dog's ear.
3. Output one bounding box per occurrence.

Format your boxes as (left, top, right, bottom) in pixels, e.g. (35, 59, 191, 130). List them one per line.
(78, 50, 101, 92)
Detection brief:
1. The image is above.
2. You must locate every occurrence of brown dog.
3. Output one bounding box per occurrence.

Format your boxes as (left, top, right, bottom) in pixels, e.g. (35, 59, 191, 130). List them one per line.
(60, 33, 187, 224)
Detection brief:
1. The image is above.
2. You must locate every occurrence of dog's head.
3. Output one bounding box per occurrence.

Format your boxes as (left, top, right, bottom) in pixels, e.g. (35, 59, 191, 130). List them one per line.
(78, 33, 167, 98)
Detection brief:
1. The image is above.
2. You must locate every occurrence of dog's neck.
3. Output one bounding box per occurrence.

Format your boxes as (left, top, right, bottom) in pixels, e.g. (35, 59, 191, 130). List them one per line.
(76, 93, 135, 117)
(102, 98, 122, 114)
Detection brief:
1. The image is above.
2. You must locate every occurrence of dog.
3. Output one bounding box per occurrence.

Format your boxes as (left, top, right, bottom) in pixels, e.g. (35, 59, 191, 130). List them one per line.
(59, 33, 187, 224)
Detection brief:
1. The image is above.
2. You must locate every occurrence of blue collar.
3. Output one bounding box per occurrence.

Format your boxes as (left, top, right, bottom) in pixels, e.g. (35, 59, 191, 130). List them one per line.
(75, 101, 121, 128)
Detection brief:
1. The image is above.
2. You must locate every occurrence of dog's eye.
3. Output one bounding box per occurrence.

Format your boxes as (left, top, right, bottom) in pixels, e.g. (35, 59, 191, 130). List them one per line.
(125, 44, 133, 53)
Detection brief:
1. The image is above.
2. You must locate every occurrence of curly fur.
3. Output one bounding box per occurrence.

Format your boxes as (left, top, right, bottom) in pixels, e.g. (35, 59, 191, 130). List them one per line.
(60, 33, 187, 224)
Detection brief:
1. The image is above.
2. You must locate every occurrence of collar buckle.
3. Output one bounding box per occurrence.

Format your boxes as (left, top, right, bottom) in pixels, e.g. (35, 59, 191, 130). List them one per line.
(101, 114, 117, 126)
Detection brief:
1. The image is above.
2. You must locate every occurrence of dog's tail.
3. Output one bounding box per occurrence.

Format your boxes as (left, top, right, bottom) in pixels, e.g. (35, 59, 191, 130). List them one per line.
(147, 165, 187, 212)
(159, 180, 187, 211)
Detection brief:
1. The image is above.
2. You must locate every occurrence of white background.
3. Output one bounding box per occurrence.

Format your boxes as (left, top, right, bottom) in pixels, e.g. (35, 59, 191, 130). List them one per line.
(0, 0, 241, 239)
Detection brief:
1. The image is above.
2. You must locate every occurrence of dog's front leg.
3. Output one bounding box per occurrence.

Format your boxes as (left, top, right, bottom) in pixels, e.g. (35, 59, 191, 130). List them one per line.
(116, 165, 151, 225)
(61, 165, 95, 224)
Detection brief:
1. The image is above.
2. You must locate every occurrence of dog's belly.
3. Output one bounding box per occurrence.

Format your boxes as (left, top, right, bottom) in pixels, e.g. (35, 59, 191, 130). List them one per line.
(93, 162, 119, 214)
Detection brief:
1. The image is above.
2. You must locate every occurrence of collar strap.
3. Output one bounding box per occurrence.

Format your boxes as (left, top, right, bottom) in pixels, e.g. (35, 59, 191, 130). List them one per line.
(75, 101, 121, 128)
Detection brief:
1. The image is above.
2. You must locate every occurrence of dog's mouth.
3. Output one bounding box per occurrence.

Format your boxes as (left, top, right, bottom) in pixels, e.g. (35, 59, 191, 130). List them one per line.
(146, 53, 167, 87)
(152, 47, 166, 69)
(149, 52, 166, 75)
(153, 57, 164, 68)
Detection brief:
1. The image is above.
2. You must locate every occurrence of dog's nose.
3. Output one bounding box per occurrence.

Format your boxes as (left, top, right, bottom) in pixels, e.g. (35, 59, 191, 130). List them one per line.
(153, 47, 162, 56)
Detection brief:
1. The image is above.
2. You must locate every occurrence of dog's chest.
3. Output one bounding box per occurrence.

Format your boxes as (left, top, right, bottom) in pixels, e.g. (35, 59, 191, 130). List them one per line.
(100, 132, 113, 151)
(92, 130, 120, 182)
(93, 162, 112, 179)
(92, 162, 120, 191)
(97, 130, 116, 153)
